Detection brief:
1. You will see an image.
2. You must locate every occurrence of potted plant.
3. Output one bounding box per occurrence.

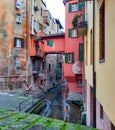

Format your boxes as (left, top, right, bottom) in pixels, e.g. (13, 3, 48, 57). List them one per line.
(72, 14, 80, 27)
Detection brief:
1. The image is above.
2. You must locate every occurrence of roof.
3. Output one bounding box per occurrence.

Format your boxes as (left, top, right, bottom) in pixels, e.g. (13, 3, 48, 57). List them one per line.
(63, 0, 71, 5)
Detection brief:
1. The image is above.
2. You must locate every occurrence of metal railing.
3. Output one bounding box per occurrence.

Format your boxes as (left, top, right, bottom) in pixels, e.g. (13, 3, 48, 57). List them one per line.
(15, 96, 34, 112)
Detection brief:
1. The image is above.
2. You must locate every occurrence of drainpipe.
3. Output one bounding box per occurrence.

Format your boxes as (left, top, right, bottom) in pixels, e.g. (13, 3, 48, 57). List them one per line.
(92, 0, 96, 128)
(26, 0, 28, 60)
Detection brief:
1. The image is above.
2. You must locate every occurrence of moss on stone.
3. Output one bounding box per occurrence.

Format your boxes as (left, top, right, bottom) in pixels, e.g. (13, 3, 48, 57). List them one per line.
(0, 108, 100, 130)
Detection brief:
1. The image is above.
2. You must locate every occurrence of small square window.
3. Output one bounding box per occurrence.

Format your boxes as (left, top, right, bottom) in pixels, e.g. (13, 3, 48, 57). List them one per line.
(47, 40, 53, 46)
(72, 29, 77, 37)
(14, 37, 24, 48)
(77, 79, 82, 85)
(16, 14, 21, 24)
(72, 3, 78, 11)
(65, 52, 74, 63)
(100, 104, 104, 120)
(16, 39, 21, 47)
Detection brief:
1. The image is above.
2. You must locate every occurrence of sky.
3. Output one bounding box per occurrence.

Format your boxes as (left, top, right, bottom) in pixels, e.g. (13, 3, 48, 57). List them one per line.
(44, 0, 65, 30)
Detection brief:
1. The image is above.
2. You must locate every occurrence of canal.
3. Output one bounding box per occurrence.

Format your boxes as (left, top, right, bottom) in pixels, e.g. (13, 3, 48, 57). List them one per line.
(38, 84, 81, 124)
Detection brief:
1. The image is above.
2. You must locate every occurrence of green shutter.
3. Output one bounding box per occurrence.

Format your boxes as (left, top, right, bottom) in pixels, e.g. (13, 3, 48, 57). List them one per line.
(65, 53, 68, 63)
(82, 14, 85, 22)
(68, 29, 72, 37)
(78, 43, 84, 62)
(78, 2, 81, 11)
(72, 53, 74, 63)
(78, 2, 85, 11)
(49, 40, 53, 46)
(68, 3, 72, 12)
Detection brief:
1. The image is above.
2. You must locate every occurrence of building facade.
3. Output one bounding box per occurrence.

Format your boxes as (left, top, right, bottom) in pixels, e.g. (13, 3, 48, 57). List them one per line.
(0, 0, 27, 89)
(0, 0, 63, 90)
(63, 0, 86, 95)
(84, 0, 115, 129)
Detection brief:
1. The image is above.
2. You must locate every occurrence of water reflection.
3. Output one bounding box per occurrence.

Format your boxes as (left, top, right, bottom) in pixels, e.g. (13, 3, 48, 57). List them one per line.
(39, 85, 81, 124)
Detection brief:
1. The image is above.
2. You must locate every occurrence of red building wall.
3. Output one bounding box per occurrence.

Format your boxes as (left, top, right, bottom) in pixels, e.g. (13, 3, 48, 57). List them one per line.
(64, 0, 85, 93)
(43, 34, 65, 54)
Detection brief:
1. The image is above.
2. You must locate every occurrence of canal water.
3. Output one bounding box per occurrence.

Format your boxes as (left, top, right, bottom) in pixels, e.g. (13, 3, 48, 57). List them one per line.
(39, 84, 81, 124)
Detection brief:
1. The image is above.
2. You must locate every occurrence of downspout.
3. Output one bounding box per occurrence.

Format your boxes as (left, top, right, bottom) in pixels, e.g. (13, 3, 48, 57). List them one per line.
(92, 0, 96, 128)
(26, 0, 28, 60)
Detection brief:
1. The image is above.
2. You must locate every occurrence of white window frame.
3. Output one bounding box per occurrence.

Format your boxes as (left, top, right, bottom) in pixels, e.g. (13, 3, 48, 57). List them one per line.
(16, 14, 21, 23)
(68, 53, 73, 62)
(33, 20, 38, 33)
(16, 39, 21, 48)
(72, 29, 77, 37)
(72, 3, 78, 12)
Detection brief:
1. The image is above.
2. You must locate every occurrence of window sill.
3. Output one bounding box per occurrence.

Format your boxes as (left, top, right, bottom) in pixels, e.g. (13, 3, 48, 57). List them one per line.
(100, 119, 104, 125)
(16, 21, 21, 24)
(68, 61, 73, 63)
(99, 58, 105, 63)
(77, 85, 83, 87)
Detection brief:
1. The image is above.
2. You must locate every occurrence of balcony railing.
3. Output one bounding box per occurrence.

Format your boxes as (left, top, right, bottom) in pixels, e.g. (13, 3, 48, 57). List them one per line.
(72, 14, 88, 37)
(77, 21, 87, 36)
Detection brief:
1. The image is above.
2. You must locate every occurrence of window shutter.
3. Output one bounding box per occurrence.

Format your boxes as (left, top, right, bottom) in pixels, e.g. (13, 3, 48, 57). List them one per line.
(65, 53, 68, 63)
(78, 2, 81, 11)
(14, 37, 16, 47)
(49, 40, 53, 46)
(47, 41, 49, 46)
(82, 14, 85, 22)
(21, 39, 24, 48)
(80, 2, 85, 6)
(68, 3, 72, 12)
(72, 53, 74, 63)
(78, 43, 84, 62)
(68, 29, 72, 37)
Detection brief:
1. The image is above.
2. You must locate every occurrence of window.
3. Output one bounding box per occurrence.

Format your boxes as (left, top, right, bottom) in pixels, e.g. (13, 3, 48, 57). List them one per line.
(100, 104, 104, 123)
(68, 2, 84, 12)
(72, 3, 78, 11)
(99, 1, 105, 62)
(16, 14, 21, 24)
(41, 7, 43, 16)
(65, 52, 74, 63)
(47, 40, 53, 46)
(16, 0, 22, 9)
(34, 20, 38, 33)
(16, 68, 21, 74)
(40, 80, 43, 85)
(34, 0, 38, 11)
(77, 79, 82, 85)
(68, 29, 77, 38)
(69, 3, 78, 12)
(14, 37, 24, 48)
(78, 43, 84, 62)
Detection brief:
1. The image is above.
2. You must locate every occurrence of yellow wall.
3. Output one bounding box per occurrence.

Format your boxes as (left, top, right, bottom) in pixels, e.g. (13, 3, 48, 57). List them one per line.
(95, 0, 115, 125)
(85, 1, 93, 87)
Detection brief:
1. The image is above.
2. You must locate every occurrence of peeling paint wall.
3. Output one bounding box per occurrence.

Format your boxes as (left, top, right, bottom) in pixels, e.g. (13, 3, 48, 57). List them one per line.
(0, 0, 27, 90)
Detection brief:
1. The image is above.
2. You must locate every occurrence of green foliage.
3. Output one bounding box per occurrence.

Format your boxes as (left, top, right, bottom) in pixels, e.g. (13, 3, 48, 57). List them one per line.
(72, 14, 80, 27)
